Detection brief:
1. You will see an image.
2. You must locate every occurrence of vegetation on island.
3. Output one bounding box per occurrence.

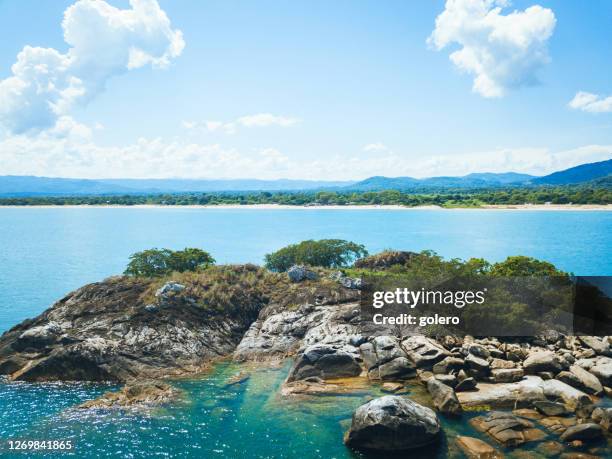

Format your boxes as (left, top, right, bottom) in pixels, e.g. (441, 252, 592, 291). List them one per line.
(124, 248, 215, 277)
(0, 182, 610, 207)
(264, 239, 369, 272)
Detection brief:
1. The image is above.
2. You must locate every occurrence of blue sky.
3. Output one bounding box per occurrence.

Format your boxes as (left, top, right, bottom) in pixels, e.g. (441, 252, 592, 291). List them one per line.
(0, 0, 610, 179)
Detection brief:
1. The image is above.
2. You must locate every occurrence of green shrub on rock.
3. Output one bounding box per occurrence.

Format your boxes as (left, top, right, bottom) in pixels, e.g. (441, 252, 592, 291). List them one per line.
(264, 239, 368, 272)
(124, 248, 215, 277)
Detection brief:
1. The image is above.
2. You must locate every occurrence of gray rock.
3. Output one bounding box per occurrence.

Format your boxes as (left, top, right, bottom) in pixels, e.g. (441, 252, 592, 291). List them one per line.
(598, 407, 612, 432)
(339, 276, 362, 290)
(15, 322, 61, 349)
(567, 364, 603, 395)
(344, 396, 441, 451)
(457, 376, 547, 409)
(427, 378, 462, 416)
(374, 357, 416, 381)
(490, 358, 516, 370)
(286, 344, 362, 382)
(523, 351, 563, 374)
(579, 336, 610, 356)
(455, 377, 477, 392)
(491, 368, 524, 383)
(434, 374, 458, 388)
(541, 379, 593, 413)
(287, 265, 318, 283)
(533, 400, 569, 416)
(155, 282, 185, 297)
(402, 336, 449, 369)
(468, 344, 490, 359)
(465, 354, 490, 376)
(589, 358, 612, 386)
(432, 357, 464, 375)
(559, 423, 603, 442)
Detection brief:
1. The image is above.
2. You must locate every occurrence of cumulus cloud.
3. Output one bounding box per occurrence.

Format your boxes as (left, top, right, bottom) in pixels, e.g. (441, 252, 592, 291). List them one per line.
(428, 0, 556, 98)
(362, 142, 388, 152)
(0, 0, 184, 134)
(183, 113, 299, 134)
(569, 91, 612, 113)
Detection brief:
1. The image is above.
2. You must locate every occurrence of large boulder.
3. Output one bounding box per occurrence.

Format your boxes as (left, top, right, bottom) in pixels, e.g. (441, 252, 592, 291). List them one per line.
(286, 344, 361, 382)
(374, 357, 416, 381)
(541, 379, 593, 413)
(579, 336, 610, 356)
(566, 365, 604, 395)
(344, 396, 440, 451)
(427, 378, 462, 416)
(457, 376, 547, 409)
(523, 351, 564, 374)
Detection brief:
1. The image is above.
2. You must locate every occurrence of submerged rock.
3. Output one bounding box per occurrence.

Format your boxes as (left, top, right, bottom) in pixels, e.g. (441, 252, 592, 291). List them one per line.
(456, 435, 503, 459)
(344, 396, 440, 451)
(471, 411, 546, 447)
(78, 381, 179, 410)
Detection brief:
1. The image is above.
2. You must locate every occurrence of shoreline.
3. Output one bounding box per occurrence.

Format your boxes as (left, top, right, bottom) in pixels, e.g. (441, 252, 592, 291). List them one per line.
(0, 203, 610, 211)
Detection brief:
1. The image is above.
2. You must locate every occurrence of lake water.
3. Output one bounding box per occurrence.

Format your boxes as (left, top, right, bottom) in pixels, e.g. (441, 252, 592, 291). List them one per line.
(0, 207, 611, 458)
(0, 207, 610, 330)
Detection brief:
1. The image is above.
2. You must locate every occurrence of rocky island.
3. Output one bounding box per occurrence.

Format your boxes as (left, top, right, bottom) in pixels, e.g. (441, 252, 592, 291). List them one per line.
(1, 249, 611, 457)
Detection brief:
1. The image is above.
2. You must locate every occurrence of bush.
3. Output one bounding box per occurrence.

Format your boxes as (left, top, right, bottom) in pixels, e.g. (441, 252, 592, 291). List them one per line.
(264, 239, 368, 272)
(490, 256, 566, 277)
(124, 248, 215, 277)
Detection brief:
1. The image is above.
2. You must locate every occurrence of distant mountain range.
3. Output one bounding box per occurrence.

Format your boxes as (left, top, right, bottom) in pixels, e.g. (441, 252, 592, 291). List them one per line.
(346, 159, 611, 191)
(0, 177, 354, 197)
(0, 158, 609, 197)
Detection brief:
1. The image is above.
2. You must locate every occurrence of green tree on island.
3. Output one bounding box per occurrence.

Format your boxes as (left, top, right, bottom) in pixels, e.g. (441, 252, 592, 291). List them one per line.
(124, 248, 215, 277)
(264, 239, 369, 272)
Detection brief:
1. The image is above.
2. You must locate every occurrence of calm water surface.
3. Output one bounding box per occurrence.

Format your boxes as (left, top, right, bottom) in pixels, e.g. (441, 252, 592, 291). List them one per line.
(0, 207, 610, 458)
(0, 207, 610, 330)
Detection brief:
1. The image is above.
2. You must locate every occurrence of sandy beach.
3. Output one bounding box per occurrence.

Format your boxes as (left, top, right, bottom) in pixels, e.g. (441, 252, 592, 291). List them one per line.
(1, 203, 610, 210)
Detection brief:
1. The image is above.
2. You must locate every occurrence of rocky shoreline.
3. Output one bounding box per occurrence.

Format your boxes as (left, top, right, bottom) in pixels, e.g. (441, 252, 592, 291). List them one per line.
(1, 262, 612, 456)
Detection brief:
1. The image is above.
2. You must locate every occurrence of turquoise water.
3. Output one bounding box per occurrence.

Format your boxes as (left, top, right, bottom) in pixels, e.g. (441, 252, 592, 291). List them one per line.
(0, 207, 610, 330)
(0, 207, 611, 458)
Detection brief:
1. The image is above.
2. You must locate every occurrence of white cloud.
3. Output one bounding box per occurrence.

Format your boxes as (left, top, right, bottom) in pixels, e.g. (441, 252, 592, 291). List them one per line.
(0, 126, 609, 180)
(0, 0, 184, 134)
(362, 142, 388, 152)
(182, 113, 299, 135)
(569, 91, 612, 113)
(428, 0, 556, 98)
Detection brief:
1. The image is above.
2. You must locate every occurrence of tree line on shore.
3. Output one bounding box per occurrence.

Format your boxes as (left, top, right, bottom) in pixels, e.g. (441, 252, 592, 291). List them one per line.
(0, 184, 610, 206)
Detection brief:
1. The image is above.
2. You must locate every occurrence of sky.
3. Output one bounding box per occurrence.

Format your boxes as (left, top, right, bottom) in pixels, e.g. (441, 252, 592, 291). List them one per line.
(0, 0, 610, 180)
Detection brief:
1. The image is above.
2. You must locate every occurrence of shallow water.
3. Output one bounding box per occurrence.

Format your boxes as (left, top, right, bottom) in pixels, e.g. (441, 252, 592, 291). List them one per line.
(1, 362, 609, 458)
